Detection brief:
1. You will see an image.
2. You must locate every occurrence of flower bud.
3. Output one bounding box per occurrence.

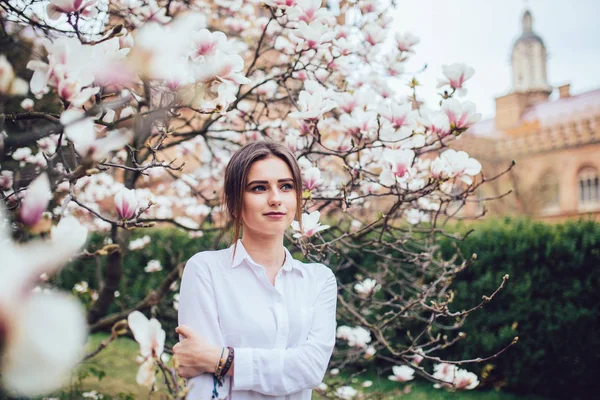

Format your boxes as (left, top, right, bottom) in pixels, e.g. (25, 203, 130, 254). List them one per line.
(114, 188, 138, 219)
(19, 173, 52, 226)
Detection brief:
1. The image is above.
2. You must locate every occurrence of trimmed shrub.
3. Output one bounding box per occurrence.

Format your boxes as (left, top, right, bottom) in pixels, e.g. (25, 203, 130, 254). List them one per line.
(438, 217, 600, 399)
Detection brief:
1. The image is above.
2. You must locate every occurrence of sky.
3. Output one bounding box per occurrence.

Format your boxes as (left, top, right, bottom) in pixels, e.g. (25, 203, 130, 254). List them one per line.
(390, 0, 600, 119)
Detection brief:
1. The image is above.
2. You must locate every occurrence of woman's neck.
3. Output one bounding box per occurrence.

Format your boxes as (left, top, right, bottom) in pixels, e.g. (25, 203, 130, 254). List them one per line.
(241, 233, 286, 272)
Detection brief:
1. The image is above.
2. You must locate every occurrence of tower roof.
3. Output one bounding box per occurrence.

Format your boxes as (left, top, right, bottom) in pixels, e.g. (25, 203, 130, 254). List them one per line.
(513, 9, 545, 48)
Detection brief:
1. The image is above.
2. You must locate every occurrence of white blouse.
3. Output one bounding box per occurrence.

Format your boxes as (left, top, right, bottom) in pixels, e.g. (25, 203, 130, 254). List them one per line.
(178, 240, 337, 399)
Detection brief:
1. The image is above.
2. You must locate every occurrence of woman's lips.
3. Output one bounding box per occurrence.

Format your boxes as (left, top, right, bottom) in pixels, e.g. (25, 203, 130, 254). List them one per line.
(264, 212, 286, 220)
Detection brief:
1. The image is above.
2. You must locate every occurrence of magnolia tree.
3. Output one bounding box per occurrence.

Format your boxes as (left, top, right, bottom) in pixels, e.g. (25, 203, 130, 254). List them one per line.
(0, 0, 516, 398)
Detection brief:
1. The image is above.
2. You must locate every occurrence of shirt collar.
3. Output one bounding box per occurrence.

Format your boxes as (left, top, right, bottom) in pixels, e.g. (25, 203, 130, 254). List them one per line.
(230, 240, 302, 276)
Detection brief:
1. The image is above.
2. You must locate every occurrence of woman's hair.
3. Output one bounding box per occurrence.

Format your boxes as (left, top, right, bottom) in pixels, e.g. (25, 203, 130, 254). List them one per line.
(224, 140, 303, 246)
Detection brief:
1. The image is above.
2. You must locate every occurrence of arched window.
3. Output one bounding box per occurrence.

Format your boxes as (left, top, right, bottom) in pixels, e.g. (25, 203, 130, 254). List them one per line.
(538, 173, 560, 210)
(578, 167, 600, 206)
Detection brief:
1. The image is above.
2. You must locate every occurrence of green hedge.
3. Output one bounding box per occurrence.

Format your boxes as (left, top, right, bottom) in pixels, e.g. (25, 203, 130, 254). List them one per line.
(437, 217, 600, 399)
(56, 218, 600, 398)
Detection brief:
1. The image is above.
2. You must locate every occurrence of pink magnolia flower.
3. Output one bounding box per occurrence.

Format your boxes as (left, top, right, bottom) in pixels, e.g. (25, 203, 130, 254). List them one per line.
(363, 23, 387, 46)
(379, 149, 415, 186)
(437, 63, 475, 96)
(195, 52, 251, 86)
(431, 149, 482, 185)
(289, 90, 337, 121)
(192, 30, 228, 59)
(302, 167, 323, 191)
(340, 109, 377, 139)
(46, 0, 98, 20)
(127, 311, 166, 387)
(292, 21, 335, 51)
(335, 92, 361, 114)
(19, 173, 52, 227)
(379, 102, 417, 131)
(432, 363, 479, 390)
(419, 110, 451, 138)
(1, 210, 88, 396)
(454, 369, 480, 390)
(114, 188, 138, 219)
(388, 365, 415, 382)
(57, 77, 100, 107)
(395, 31, 420, 53)
(442, 99, 482, 130)
(0, 170, 13, 190)
(291, 210, 330, 238)
(287, 0, 330, 23)
(264, 0, 297, 9)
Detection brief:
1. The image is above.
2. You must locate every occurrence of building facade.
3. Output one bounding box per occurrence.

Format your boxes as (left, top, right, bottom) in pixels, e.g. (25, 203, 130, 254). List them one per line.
(457, 10, 600, 222)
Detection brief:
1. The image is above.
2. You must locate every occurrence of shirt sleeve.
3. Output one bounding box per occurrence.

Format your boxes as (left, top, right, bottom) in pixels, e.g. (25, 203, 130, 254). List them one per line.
(178, 254, 230, 399)
(232, 267, 338, 396)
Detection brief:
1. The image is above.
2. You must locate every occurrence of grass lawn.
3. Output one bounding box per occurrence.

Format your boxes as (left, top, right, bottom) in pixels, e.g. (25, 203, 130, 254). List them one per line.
(45, 333, 542, 399)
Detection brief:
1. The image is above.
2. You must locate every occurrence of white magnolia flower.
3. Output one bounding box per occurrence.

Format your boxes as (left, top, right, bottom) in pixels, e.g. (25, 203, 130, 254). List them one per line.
(419, 110, 451, 138)
(379, 149, 415, 186)
(432, 363, 458, 388)
(303, 167, 323, 191)
(405, 208, 430, 225)
(127, 311, 166, 387)
(431, 149, 482, 185)
(61, 109, 132, 161)
(0, 55, 29, 96)
(19, 173, 52, 227)
(11, 147, 32, 162)
(287, 0, 331, 23)
(73, 281, 89, 293)
(453, 368, 480, 390)
(336, 325, 353, 341)
(354, 278, 381, 298)
(46, 0, 98, 20)
(0, 170, 14, 190)
(441, 99, 482, 130)
(337, 326, 371, 349)
(289, 90, 337, 121)
(365, 345, 376, 358)
(292, 21, 335, 51)
(437, 63, 475, 96)
(0, 207, 88, 396)
(335, 385, 357, 399)
(129, 235, 151, 251)
(395, 31, 420, 53)
(362, 380, 373, 388)
(291, 210, 330, 238)
(144, 260, 162, 273)
(388, 365, 415, 382)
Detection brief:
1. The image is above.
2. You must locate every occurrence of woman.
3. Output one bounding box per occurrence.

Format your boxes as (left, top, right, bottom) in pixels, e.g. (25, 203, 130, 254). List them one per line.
(174, 141, 337, 399)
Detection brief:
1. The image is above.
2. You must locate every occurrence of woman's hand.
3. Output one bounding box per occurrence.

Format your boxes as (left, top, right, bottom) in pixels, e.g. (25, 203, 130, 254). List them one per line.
(173, 325, 221, 379)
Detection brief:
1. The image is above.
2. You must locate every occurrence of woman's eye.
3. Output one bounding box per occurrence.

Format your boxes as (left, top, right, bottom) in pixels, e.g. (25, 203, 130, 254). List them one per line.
(282, 183, 294, 190)
(251, 185, 266, 192)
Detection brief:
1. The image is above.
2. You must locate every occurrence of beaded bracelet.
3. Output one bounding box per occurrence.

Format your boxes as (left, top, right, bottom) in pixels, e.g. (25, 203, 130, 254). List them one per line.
(212, 347, 226, 399)
(220, 347, 235, 377)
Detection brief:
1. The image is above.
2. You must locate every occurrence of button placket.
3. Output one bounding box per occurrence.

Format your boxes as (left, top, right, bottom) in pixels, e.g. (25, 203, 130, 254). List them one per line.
(273, 274, 288, 348)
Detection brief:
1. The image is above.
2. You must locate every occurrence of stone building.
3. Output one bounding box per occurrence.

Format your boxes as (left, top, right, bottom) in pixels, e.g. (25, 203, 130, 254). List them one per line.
(457, 10, 600, 222)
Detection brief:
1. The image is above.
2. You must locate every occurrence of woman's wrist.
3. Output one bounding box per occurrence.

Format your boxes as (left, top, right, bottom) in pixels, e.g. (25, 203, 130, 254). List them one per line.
(207, 345, 223, 373)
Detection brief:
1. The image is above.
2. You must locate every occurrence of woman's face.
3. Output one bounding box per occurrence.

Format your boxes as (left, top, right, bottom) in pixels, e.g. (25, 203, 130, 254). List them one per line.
(241, 156, 298, 238)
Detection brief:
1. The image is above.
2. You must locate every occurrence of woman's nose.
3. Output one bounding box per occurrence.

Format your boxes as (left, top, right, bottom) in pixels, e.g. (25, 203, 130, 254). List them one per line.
(269, 189, 282, 205)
